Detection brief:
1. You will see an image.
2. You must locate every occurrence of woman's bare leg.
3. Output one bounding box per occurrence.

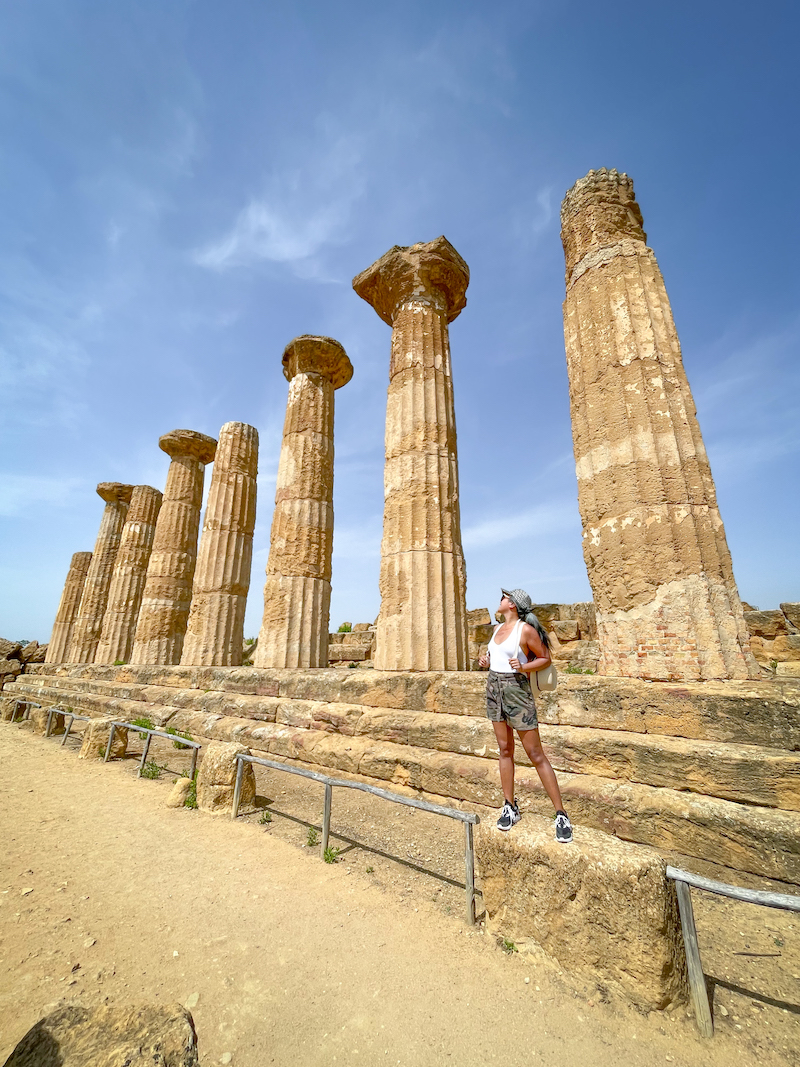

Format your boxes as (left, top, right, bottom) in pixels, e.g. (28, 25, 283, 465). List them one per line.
(492, 721, 516, 802)
(518, 728, 566, 812)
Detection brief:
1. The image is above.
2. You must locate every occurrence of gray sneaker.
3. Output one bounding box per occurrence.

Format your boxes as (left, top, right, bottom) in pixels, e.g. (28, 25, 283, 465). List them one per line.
(497, 800, 521, 832)
(554, 811, 573, 843)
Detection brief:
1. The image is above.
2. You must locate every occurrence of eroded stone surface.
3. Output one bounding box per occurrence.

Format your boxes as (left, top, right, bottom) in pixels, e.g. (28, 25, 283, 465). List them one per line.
(355, 239, 469, 671)
(131, 430, 217, 666)
(95, 485, 163, 665)
(181, 423, 258, 666)
(255, 337, 351, 668)
(78, 718, 128, 761)
(195, 739, 255, 814)
(3, 1001, 198, 1066)
(560, 170, 756, 681)
(68, 484, 134, 664)
(476, 817, 687, 1011)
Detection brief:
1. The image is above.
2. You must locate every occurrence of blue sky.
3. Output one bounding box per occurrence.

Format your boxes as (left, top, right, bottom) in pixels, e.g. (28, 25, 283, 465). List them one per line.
(1, 0, 798, 643)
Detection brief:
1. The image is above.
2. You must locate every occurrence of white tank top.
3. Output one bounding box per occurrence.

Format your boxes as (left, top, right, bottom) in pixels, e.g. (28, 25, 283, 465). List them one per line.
(488, 620, 529, 674)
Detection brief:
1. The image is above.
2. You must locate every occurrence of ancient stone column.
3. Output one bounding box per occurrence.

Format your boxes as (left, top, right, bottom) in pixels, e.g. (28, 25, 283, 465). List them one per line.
(95, 485, 163, 664)
(254, 336, 353, 668)
(130, 430, 217, 665)
(180, 422, 258, 666)
(68, 483, 134, 663)
(45, 551, 93, 663)
(560, 168, 757, 681)
(353, 236, 469, 670)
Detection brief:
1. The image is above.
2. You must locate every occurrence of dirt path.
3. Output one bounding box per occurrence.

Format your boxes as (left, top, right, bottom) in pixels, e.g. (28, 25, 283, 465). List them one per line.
(0, 726, 797, 1067)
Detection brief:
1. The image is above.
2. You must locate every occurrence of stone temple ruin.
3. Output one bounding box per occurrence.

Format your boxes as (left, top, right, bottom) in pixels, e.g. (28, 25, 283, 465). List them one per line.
(3, 172, 800, 1013)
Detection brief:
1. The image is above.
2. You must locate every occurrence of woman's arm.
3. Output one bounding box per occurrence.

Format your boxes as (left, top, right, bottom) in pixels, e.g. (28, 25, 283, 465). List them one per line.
(509, 622, 551, 674)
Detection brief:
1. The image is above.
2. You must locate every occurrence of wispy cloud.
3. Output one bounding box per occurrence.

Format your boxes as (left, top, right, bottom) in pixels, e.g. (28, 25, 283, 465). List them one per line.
(0, 473, 85, 517)
(462, 499, 578, 549)
(194, 132, 364, 274)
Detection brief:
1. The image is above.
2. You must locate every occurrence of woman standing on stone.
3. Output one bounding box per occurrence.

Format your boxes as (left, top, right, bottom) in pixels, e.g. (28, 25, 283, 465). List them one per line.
(478, 588, 573, 841)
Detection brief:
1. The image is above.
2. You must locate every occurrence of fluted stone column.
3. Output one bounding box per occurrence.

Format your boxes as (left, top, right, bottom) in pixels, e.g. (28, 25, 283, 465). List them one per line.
(130, 430, 217, 665)
(95, 485, 163, 664)
(68, 483, 134, 663)
(353, 236, 469, 670)
(254, 336, 353, 668)
(45, 552, 93, 663)
(181, 422, 258, 666)
(561, 168, 757, 681)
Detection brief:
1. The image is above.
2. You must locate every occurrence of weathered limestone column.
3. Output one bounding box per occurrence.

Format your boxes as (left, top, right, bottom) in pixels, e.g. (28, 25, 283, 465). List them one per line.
(130, 430, 217, 665)
(180, 422, 258, 666)
(45, 551, 92, 663)
(353, 236, 469, 670)
(68, 483, 134, 663)
(560, 168, 756, 681)
(95, 485, 163, 664)
(254, 336, 353, 668)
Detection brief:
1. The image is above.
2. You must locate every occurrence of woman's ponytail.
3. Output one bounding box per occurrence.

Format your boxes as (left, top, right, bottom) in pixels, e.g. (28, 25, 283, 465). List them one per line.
(524, 611, 551, 651)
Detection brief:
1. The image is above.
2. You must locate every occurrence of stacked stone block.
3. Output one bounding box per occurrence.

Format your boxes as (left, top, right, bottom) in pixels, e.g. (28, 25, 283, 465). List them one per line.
(45, 551, 93, 663)
(181, 422, 258, 666)
(95, 485, 163, 664)
(68, 483, 134, 663)
(353, 236, 470, 671)
(254, 336, 353, 669)
(131, 429, 217, 665)
(560, 169, 756, 681)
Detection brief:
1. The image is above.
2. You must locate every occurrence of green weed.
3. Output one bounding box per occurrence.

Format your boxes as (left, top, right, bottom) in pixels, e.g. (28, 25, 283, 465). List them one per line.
(323, 846, 341, 864)
(337, 622, 352, 633)
(131, 717, 155, 731)
(366, 865, 374, 874)
(183, 778, 198, 809)
(500, 937, 518, 955)
(306, 826, 319, 848)
(259, 809, 272, 825)
(112, 660, 126, 666)
(140, 760, 161, 780)
(564, 664, 595, 675)
(165, 726, 193, 749)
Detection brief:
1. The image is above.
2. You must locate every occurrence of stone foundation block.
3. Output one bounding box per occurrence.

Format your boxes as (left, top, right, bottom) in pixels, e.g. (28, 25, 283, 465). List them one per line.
(777, 662, 800, 678)
(166, 777, 194, 808)
(29, 708, 65, 735)
(78, 719, 128, 761)
(476, 818, 688, 1011)
(196, 740, 255, 814)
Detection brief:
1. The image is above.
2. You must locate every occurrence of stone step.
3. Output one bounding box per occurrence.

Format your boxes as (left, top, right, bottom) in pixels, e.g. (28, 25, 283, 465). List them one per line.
(23, 664, 800, 747)
(7, 675, 799, 810)
(157, 709, 800, 885)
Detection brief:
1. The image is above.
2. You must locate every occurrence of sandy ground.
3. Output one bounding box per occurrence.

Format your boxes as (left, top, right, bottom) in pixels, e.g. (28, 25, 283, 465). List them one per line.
(1, 723, 798, 1067)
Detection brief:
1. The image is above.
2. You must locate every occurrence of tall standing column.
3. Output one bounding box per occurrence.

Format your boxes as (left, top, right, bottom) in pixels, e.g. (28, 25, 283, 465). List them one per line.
(180, 422, 258, 666)
(130, 430, 217, 665)
(353, 236, 469, 671)
(68, 483, 134, 663)
(45, 551, 93, 663)
(560, 168, 757, 681)
(95, 485, 163, 664)
(254, 336, 353, 668)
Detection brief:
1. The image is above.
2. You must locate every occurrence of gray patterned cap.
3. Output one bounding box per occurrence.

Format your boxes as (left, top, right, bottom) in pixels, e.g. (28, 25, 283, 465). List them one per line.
(501, 588, 533, 619)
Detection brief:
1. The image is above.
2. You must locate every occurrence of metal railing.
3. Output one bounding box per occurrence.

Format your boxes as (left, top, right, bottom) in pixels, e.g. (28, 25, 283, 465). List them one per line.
(232, 753, 480, 926)
(9, 699, 40, 722)
(667, 865, 800, 1037)
(103, 721, 200, 779)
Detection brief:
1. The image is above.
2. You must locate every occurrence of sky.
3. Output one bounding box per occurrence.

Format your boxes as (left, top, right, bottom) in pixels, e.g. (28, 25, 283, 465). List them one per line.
(1, 0, 798, 643)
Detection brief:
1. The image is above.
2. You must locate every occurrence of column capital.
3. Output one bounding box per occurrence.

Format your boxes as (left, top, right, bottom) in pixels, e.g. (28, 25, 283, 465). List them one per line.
(97, 482, 134, 504)
(560, 168, 646, 278)
(281, 336, 353, 389)
(159, 429, 218, 464)
(353, 235, 469, 326)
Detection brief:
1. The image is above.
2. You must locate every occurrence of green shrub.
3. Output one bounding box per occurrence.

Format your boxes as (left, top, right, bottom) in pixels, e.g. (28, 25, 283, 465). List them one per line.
(165, 726, 193, 749)
(140, 760, 161, 779)
(131, 717, 155, 731)
(337, 622, 352, 633)
(183, 778, 197, 809)
(323, 846, 341, 864)
(307, 826, 319, 847)
(259, 809, 272, 824)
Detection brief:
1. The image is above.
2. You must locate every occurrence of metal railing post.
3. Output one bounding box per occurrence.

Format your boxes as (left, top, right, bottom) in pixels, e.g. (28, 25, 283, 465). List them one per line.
(189, 744, 198, 781)
(231, 756, 245, 821)
(138, 732, 153, 776)
(103, 724, 116, 763)
(464, 821, 476, 926)
(62, 714, 75, 745)
(320, 783, 332, 859)
(675, 880, 713, 1038)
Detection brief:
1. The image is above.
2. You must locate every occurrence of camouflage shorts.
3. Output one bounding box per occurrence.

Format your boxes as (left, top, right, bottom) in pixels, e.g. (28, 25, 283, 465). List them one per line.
(486, 670, 539, 731)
